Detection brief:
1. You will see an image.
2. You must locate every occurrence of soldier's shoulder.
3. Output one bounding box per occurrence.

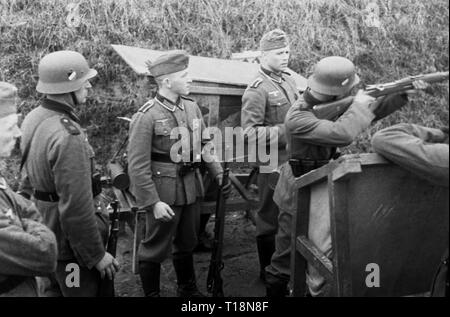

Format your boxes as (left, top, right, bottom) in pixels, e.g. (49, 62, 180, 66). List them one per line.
(59, 116, 81, 135)
(138, 99, 155, 113)
(181, 96, 200, 112)
(247, 77, 265, 89)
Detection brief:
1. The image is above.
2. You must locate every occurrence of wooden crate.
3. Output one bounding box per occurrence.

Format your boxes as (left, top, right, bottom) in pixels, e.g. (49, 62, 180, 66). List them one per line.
(290, 153, 449, 297)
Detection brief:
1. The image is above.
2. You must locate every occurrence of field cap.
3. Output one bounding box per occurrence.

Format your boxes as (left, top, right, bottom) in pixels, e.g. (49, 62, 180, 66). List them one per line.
(147, 50, 189, 77)
(259, 29, 289, 51)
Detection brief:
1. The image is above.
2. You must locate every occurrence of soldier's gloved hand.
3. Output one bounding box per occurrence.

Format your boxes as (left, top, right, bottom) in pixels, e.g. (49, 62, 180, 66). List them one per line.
(152, 201, 175, 222)
(369, 94, 408, 121)
(95, 252, 120, 280)
(215, 173, 232, 199)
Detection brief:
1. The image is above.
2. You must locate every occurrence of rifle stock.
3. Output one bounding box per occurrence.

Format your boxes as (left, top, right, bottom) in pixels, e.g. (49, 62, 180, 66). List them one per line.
(312, 71, 449, 120)
(97, 200, 120, 297)
(206, 162, 230, 297)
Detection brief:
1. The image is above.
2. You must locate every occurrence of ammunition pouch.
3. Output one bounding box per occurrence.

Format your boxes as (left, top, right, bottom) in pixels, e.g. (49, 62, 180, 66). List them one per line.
(178, 162, 202, 177)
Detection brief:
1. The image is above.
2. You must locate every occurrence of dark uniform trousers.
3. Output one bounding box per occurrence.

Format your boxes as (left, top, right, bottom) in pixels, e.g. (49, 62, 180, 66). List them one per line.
(140, 201, 200, 263)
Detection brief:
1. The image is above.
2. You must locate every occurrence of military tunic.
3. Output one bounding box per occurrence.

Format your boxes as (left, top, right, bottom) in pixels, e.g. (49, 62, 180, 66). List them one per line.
(20, 98, 108, 296)
(0, 177, 57, 296)
(372, 123, 449, 187)
(241, 67, 300, 239)
(128, 94, 222, 263)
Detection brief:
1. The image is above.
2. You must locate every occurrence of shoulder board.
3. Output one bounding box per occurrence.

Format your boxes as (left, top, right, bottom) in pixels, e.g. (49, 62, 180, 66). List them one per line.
(60, 116, 80, 135)
(181, 96, 194, 102)
(249, 78, 263, 89)
(139, 100, 155, 113)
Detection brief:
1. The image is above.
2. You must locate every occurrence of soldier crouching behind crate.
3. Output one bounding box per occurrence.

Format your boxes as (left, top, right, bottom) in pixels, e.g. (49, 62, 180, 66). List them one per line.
(127, 51, 230, 297)
(372, 123, 449, 297)
(0, 82, 57, 296)
(265, 56, 423, 297)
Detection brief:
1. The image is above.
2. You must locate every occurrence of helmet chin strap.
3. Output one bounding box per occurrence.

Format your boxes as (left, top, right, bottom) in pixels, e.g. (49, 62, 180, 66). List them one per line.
(70, 91, 79, 106)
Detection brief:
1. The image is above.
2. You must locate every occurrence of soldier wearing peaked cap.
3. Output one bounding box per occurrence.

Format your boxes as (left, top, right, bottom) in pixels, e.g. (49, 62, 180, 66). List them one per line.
(241, 29, 301, 283)
(128, 50, 227, 297)
(266, 56, 416, 297)
(0, 82, 57, 297)
(19, 51, 119, 297)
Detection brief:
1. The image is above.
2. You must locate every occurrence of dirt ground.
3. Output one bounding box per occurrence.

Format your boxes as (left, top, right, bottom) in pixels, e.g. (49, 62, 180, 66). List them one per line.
(114, 211, 266, 297)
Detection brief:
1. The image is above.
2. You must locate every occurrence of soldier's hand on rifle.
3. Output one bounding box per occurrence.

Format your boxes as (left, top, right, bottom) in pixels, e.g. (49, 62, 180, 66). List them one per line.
(215, 173, 232, 199)
(365, 88, 409, 121)
(353, 90, 376, 112)
(95, 252, 120, 280)
(152, 201, 175, 222)
(406, 80, 431, 95)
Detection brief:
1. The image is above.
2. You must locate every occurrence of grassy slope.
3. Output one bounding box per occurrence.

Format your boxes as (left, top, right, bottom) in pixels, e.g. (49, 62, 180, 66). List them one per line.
(1, 0, 448, 185)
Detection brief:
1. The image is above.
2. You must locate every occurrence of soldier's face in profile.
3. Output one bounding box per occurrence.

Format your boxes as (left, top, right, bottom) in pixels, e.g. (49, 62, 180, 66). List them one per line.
(169, 70, 192, 96)
(263, 46, 290, 73)
(73, 80, 92, 104)
(0, 114, 21, 158)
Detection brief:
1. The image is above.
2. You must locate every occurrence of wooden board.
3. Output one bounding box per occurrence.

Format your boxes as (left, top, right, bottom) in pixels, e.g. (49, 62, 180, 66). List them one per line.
(111, 44, 307, 92)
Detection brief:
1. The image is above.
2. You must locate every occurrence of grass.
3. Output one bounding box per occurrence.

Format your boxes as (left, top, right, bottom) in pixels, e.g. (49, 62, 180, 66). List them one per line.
(0, 0, 448, 186)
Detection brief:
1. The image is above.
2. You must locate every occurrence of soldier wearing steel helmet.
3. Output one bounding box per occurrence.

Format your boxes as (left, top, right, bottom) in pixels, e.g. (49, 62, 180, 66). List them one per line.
(241, 29, 301, 283)
(265, 56, 412, 297)
(20, 51, 119, 297)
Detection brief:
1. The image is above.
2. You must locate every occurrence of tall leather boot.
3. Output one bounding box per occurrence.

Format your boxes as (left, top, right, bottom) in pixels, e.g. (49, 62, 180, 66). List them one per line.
(173, 254, 205, 297)
(265, 272, 289, 298)
(256, 235, 275, 282)
(139, 261, 161, 297)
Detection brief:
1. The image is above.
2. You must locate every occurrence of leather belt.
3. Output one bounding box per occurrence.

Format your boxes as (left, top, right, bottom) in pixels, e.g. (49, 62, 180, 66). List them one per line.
(289, 159, 330, 178)
(34, 190, 59, 202)
(0, 276, 27, 294)
(151, 152, 174, 163)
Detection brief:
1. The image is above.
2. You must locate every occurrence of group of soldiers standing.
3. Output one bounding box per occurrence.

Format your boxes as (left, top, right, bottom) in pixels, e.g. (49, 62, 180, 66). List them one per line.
(0, 28, 447, 297)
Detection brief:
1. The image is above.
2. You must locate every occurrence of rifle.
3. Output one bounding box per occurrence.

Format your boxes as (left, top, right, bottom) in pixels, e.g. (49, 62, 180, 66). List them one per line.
(206, 162, 230, 297)
(97, 200, 120, 297)
(312, 71, 449, 120)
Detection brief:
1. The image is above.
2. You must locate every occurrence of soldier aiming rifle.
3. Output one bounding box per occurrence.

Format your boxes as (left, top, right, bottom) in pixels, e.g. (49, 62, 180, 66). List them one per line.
(313, 71, 449, 120)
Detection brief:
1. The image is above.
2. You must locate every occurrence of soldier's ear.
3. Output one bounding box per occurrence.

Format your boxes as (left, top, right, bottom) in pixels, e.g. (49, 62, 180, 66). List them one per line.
(162, 77, 171, 89)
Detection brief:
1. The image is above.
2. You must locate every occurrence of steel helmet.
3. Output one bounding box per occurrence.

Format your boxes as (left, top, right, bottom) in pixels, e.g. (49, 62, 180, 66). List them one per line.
(307, 56, 360, 96)
(36, 50, 97, 94)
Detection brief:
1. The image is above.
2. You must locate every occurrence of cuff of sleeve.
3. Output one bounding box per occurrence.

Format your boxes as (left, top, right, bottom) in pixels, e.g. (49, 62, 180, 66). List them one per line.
(73, 243, 105, 269)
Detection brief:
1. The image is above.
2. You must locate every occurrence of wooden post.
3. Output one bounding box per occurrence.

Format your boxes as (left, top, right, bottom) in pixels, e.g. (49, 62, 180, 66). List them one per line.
(291, 186, 311, 296)
(328, 175, 352, 296)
